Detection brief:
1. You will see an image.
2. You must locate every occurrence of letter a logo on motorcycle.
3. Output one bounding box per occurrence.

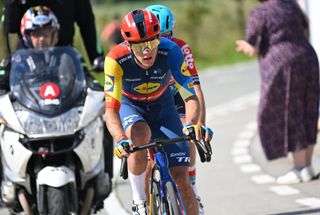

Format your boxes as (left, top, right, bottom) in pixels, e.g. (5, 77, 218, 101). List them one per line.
(40, 83, 60, 99)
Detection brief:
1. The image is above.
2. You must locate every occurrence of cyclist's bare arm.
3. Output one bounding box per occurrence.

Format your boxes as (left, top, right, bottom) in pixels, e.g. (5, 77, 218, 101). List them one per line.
(193, 84, 206, 125)
(105, 108, 125, 141)
(184, 95, 202, 140)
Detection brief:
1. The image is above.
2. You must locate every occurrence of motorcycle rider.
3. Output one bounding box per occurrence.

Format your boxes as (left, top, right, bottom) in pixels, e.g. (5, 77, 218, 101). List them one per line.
(19, 6, 60, 49)
(146, 5, 209, 214)
(104, 9, 213, 214)
(1, 0, 105, 73)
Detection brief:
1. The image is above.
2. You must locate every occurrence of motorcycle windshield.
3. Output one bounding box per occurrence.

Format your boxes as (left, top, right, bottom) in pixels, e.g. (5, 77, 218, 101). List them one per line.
(10, 47, 86, 115)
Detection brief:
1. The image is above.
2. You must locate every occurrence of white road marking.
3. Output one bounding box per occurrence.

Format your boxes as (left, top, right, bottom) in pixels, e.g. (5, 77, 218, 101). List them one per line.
(203, 91, 320, 211)
(269, 185, 300, 196)
(251, 175, 275, 184)
(233, 139, 251, 148)
(231, 147, 249, 156)
(296, 198, 320, 208)
(238, 130, 256, 139)
(233, 155, 253, 164)
(245, 122, 257, 130)
(240, 163, 261, 173)
(206, 91, 259, 121)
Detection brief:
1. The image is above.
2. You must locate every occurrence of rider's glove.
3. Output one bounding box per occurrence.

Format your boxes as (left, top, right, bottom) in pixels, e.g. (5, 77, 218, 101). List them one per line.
(92, 56, 104, 73)
(182, 122, 202, 141)
(183, 122, 214, 142)
(183, 122, 214, 162)
(201, 125, 214, 142)
(114, 135, 132, 159)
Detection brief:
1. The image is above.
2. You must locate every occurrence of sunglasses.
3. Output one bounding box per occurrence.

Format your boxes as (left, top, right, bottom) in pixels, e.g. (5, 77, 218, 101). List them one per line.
(30, 28, 54, 38)
(130, 38, 160, 53)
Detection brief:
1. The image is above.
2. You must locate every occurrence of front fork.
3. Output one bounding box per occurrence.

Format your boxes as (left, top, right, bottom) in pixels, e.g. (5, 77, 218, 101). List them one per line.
(152, 151, 186, 214)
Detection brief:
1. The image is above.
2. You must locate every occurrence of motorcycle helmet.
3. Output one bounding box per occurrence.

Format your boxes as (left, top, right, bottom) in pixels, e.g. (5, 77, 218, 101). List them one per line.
(120, 9, 160, 43)
(145, 5, 175, 35)
(20, 6, 60, 48)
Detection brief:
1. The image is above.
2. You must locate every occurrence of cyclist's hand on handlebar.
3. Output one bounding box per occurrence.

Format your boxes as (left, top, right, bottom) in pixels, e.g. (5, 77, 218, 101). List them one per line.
(201, 125, 213, 142)
(114, 135, 132, 159)
(183, 123, 200, 141)
(183, 122, 213, 142)
(183, 123, 214, 162)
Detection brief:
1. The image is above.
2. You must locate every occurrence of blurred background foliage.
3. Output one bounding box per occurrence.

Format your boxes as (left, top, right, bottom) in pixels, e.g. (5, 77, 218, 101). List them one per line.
(0, 0, 258, 70)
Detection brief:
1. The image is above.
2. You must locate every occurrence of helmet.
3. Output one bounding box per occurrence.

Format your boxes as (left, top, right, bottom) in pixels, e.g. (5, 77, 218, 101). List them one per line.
(145, 5, 175, 34)
(120, 9, 160, 43)
(20, 6, 60, 47)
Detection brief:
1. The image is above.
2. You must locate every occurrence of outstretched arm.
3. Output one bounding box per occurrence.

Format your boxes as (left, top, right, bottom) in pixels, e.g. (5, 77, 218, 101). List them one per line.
(235, 40, 258, 57)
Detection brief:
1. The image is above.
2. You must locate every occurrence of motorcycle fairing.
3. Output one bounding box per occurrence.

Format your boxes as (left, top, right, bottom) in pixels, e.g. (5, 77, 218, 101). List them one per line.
(10, 47, 86, 116)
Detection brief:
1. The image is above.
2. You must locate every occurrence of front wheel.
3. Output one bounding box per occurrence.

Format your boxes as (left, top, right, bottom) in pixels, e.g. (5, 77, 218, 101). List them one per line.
(150, 181, 162, 214)
(164, 182, 183, 215)
(46, 186, 69, 215)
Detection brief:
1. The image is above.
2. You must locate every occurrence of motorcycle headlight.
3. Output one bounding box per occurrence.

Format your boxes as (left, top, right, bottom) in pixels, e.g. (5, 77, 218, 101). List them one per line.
(16, 107, 82, 138)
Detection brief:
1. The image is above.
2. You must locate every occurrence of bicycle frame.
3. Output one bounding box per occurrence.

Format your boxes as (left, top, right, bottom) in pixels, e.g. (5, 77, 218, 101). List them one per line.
(149, 144, 186, 215)
(119, 133, 212, 215)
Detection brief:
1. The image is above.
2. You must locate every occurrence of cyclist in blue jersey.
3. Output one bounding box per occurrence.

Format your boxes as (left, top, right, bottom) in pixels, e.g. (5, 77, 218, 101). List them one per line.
(104, 9, 213, 215)
(146, 5, 209, 215)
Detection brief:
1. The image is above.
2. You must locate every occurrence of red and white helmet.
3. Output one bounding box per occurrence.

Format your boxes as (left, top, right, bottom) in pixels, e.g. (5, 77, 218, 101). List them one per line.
(20, 6, 60, 47)
(121, 9, 160, 43)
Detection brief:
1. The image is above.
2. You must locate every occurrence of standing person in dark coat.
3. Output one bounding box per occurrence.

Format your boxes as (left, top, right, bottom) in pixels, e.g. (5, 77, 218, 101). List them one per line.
(236, 0, 319, 184)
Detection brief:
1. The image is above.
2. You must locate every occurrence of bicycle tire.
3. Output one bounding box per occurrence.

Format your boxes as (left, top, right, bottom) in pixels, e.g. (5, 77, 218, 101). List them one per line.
(164, 182, 183, 215)
(150, 180, 162, 215)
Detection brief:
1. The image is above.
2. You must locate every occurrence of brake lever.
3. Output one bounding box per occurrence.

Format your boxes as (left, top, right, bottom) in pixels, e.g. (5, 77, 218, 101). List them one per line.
(119, 142, 130, 180)
(120, 157, 128, 180)
(195, 141, 206, 163)
(187, 126, 212, 162)
(187, 127, 196, 140)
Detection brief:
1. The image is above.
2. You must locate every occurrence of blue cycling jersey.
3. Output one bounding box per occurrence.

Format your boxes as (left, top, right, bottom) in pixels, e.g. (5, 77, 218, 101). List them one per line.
(104, 37, 195, 167)
(104, 37, 195, 110)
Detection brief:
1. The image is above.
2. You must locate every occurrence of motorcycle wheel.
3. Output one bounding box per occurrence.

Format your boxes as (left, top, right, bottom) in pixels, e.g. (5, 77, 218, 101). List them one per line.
(47, 186, 69, 215)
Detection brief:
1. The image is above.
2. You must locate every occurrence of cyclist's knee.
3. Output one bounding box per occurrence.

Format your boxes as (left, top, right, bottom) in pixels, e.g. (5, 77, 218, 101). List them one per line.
(128, 122, 151, 145)
(170, 166, 190, 188)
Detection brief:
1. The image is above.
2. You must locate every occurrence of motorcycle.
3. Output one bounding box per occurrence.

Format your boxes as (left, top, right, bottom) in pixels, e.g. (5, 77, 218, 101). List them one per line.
(0, 47, 111, 214)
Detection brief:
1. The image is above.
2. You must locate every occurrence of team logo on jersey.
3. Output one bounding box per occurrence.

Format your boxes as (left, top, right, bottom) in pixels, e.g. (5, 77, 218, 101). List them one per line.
(180, 61, 191, 77)
(133, 82, 160, 94)
(105, 75, 114, 92)
(187, 82, 194, 89)
(40, 83, 60, 99)
(105, 96, 112, 103)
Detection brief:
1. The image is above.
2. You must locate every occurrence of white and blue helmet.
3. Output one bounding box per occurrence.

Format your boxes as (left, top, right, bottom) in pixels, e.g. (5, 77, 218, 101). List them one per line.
(145, 5, 175, 34)
(20, 6, 60, 47)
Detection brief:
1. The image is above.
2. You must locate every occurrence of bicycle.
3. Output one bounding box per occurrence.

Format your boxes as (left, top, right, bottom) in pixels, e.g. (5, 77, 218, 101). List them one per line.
(120, 129, 212, 215)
